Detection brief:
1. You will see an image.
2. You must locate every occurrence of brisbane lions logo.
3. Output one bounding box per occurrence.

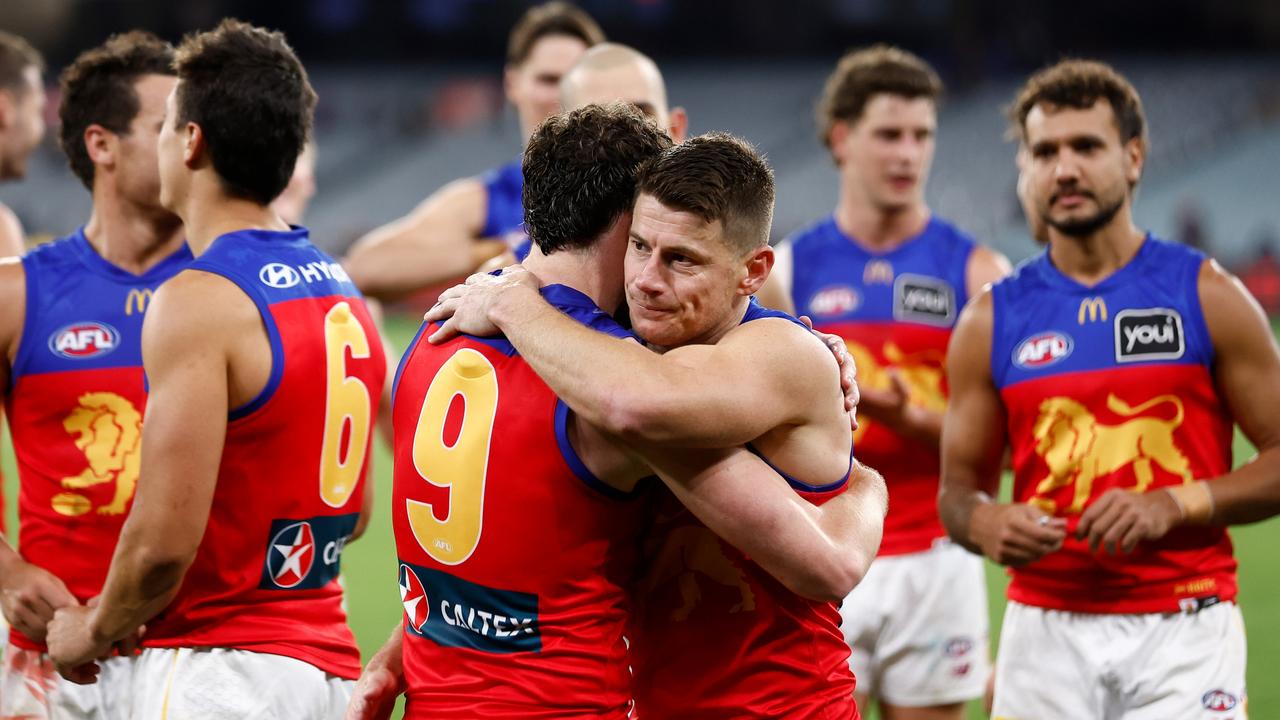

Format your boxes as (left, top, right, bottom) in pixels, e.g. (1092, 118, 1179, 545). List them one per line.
(843, 341, 947, 443)
(644, 525, 755, 622)
(1030, 393, 1193, 515)
(55, 392, 143, 517)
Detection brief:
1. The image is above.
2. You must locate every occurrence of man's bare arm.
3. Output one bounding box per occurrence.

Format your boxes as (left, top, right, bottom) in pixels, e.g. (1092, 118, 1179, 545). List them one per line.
(343, 179, 505, 301)
(640, 444, 886, 602)
(1198, 260, 1280, 522)
(428, 281, 833, 447)
(87, 273, 232, 642)
(938, 291, 1065, 565)
(0, 205, 24, 258)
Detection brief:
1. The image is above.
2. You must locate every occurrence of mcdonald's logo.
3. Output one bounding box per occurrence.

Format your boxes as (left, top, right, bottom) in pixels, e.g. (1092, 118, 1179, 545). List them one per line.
(863, 260, 894, 285)
(125, 288, 153, 316)
(1078, 297, 1108, 324)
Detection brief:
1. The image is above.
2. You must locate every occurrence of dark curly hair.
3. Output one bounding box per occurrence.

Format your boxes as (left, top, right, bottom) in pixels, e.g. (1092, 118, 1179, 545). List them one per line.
(522, 102, 671, 255)
(173, 19, 316, 205)
(58, 31, 174, 190)
(636, 133, 775, 256)
(1009, 58, 1146, 149)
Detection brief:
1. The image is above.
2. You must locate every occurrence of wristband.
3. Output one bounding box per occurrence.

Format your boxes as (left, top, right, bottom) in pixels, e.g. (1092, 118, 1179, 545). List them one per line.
(1165, 480, 1215, 525)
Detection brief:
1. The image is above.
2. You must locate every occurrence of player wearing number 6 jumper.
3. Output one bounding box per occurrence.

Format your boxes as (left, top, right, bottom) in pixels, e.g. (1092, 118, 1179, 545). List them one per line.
(45, 20, 386, 719)
(940, 59, 1280, 718)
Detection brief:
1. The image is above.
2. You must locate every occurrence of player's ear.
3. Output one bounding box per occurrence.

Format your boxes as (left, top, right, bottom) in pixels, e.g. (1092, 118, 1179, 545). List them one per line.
(84, 124, 114, 170)
(740, 245, 775, 296)
(503, 64, 521, 105)
(0, 90, 13, 130)
(1123, 136, 1144, 187)
(183, 122, 205, 167)
(827, 120, 851, 165)
(667, 106, 688, 144)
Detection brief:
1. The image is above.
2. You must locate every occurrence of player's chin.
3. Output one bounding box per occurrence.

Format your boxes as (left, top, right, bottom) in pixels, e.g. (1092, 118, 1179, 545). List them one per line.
(630, 316, 681, 347)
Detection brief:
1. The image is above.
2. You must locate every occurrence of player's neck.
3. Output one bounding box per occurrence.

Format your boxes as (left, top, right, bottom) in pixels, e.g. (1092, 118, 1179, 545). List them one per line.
(178, 184, 291, 257)
(833, 198, 929, 251)
(522, 246, 623, 314)
(83, 187, 184, 275)
(1047, 212, 1146, 286)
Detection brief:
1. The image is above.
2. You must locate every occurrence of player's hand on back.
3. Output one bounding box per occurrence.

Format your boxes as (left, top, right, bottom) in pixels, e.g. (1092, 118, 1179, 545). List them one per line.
(969, 502, 1066, 566)
(1076, 487, 1184, 554)
(798, 315, 860, 429)
(425, 265, 540, 343)
(0, 557, 78, 642)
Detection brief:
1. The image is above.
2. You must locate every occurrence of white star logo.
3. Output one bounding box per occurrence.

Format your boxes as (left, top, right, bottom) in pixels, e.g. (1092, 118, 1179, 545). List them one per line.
(271, 523, 314, 586)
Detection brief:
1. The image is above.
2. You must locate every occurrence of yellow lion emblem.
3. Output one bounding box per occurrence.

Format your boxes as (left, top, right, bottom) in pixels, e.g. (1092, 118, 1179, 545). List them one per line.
(57, 392, 142, 516)
(1030, 393, 1193, 515)
(844, 341, 947, 442)
(644, 525, 756, 622)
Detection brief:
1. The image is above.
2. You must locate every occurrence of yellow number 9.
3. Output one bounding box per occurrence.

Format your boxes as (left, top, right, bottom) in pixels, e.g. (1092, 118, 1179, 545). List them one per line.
(407, 347, 498, 566)
(320, 301, 373, 508)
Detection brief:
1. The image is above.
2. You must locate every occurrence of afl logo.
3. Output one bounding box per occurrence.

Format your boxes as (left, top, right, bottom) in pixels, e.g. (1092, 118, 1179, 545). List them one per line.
(268, 521, 315, 588)
(259, 262, 301, 288)
(1014, 331, 1073, 370)
(49, 322, 119, 359)
(399, 564, 430, 632)
(808, 285, 859, 317)
(1201, 690, 1237, 711)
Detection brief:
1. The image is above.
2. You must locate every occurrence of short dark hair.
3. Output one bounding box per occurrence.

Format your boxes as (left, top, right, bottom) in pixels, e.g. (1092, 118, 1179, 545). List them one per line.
(507, 2, 604, 66)
(637, 133, 775, 256)
(817, 44, 942, 150)
(173, 19, 316, 205)
(58, 31, 174, 190)
(0, 30, 43, 95)
(523, 102, 671, 255)
(1009, 59, 1146, 148)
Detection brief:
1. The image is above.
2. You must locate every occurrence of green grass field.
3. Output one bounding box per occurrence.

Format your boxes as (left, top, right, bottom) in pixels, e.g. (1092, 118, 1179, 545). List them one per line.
(5, 312, 1277, 719)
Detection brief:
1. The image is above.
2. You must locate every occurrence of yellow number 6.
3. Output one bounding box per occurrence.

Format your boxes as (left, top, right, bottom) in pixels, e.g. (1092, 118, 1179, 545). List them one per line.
(320, 302, 373, 508)
(407, 347, 498, 566)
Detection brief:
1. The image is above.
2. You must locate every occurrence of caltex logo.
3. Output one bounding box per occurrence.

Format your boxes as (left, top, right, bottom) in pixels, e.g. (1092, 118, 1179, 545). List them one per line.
(399, 564, 430, 632)
(49, 322, 119, 359)
(268, 521, 315, 588)
(259, 262, 301, 288)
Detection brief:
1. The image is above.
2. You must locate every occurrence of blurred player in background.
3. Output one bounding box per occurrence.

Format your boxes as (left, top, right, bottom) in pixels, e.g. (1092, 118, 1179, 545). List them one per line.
(46, 21, 385, 719)
(941, 58, 1280, 718)
(0, 30, 45, 257)
(343, 1, 603, 300)
(756, 45, 1009, 719)
(0, 31, 184, 718)
(487, 41, 689, 267)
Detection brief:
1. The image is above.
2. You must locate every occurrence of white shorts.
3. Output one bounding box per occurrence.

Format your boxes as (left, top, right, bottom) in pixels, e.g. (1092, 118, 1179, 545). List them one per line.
(0, 643, 135, 720)
(840, 539, 990, 706)
(132, 647, 354, 720)
(992, 600, 1247, 720)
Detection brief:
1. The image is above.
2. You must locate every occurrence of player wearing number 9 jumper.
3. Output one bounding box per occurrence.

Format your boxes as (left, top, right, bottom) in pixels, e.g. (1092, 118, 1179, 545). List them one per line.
(44, 20, 386, 719)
